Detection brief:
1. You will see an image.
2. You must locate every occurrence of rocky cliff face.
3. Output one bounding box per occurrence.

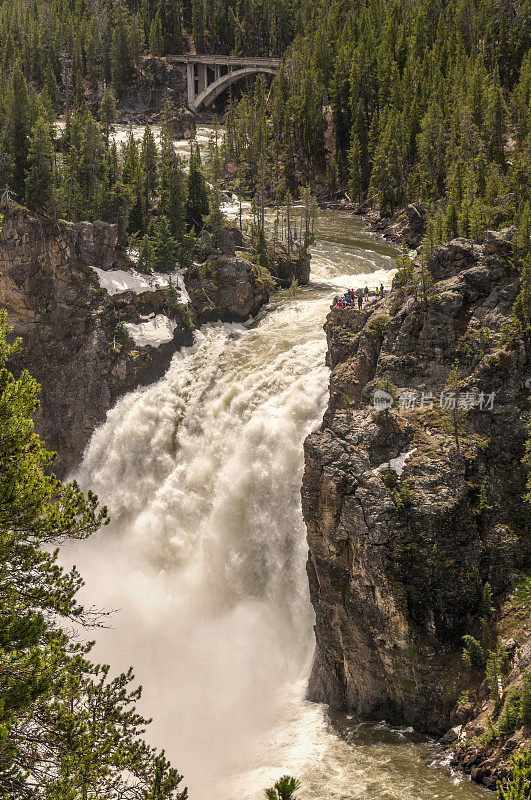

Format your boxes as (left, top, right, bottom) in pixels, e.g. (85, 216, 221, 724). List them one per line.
(79, 56, 191, 128)
(186, 225, 311, 323)
(117, 57, 190, 127)
(0, 206, 309, 476)
(302, 228, 530, 785)
(0, 205, 194, 476)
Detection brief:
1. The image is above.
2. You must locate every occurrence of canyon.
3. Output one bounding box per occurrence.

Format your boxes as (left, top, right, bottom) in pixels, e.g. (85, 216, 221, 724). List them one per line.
(302, 227, 530, 787)
(1, 169, 528, 795)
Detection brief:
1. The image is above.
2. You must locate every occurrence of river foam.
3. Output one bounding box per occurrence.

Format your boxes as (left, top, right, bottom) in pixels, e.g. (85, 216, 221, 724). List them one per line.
(67, 201, 485, 799)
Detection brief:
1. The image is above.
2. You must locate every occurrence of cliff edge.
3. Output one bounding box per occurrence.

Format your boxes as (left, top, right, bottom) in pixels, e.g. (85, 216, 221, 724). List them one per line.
(302, 228, 530, 788)
(0, 204, 309, 476)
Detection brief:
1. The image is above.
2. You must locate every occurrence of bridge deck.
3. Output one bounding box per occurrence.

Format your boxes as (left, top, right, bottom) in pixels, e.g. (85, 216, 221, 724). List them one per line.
(166, 54, 281, 68)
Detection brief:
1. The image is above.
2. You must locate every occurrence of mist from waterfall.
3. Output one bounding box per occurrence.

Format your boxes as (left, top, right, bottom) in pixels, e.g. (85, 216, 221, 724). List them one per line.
(68, 207, 485, 800)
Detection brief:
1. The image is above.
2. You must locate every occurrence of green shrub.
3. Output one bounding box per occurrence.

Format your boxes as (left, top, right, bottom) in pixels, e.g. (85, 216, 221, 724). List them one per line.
(393, 480, 413, 509)
(497, 747, 531, 800)
(374, 377, 399, 415)
(521, 672, 531, 726)
(462, 635, 485, 669)
(482, 715, 498, 746)
(394, 245, 417, 297)
(251, 261, 277, 292)
(164, 284, 195, 331)
(498, 689, 522, 735)
(380, 465, 399, 489)
(176, 304, 194, 331)
(368, 315, 391, 337)
(479, 327, 493, 347)
(114, 321, 129, 344)
(189, 261, 214, 278)
(265, 775, 300, 800)
(479, 485, 493, 512)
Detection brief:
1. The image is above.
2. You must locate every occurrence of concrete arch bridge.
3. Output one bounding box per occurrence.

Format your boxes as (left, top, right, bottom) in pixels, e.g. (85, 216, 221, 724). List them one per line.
(167, 54, 281, 111)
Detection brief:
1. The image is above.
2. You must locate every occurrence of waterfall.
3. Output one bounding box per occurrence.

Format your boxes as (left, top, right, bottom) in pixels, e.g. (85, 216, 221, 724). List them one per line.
(73, 285, 333, 792)
(66, 208, 482, 799)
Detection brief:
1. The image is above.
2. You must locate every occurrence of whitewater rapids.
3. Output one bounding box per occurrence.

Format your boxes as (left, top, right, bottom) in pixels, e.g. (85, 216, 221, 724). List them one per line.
(69, 207, 485, 799)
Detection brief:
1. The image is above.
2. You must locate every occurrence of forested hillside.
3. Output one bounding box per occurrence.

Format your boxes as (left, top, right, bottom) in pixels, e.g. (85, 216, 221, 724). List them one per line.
(0, 0, 295, 96)
(225, 0, 529, 249)
(1, 0, 528, 252)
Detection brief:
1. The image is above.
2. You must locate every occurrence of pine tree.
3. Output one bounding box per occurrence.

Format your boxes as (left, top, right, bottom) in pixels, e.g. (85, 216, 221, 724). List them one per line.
(153, 216, 178, 272)
(141, 124, 159, 211)
(160, 132, 189, 264)
(521, 673, 531, 726)
(192, 0, 205, 52)
(138, 232, 155, 273)
(149, 12, 164, 55)
(186, 144, 209, 233)
(347, 132, 363, 202)
(417, 102, 447, 198)
(462, 635, 485, 668)
(110, 10, 133, 93)
(487, 70, 507, 165)
(24, 115, 54, 213)
(77, 113, 105, 216)
(43, 57, 60, 112)
(99, 86, 117, 147)
(122, 132, 144, 233)
(395, 244, 418, 295)
(8, 61, 32, 198)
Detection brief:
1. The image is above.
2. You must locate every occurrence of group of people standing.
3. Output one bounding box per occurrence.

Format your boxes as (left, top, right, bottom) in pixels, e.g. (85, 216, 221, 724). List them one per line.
(336, 283, 385, 310)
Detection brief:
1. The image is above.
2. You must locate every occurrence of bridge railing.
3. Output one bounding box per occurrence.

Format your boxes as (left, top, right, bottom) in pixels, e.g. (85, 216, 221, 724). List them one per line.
(166, 54, 282, 68)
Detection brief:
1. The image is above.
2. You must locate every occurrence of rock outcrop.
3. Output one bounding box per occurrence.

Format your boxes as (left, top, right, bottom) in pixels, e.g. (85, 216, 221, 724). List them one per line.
(302, 228, 530, 786)
(0, 204, 194, 476)
(187, 225, 311, 323)
(1, 207, 311, 476)
(118, 56, 188, 124)
(364, 202, 428, 248)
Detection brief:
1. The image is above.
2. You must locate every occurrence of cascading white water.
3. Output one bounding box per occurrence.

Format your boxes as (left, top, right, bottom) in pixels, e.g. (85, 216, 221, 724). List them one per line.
(68, 172, 486, 798)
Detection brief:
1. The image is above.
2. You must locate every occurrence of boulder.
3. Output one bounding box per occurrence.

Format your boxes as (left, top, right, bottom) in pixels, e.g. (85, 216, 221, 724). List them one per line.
(483, 227, 517, 256)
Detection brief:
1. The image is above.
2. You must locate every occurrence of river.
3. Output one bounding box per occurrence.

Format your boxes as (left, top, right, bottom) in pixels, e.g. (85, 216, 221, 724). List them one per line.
(68, 126, 486, 800)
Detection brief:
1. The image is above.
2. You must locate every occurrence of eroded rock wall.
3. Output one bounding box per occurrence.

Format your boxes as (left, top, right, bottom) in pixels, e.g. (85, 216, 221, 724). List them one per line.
(0, 208, 307, 475)
(186, 225, 310, 323)
(0, 205, 193, 475)
(302, 228, 530, 783)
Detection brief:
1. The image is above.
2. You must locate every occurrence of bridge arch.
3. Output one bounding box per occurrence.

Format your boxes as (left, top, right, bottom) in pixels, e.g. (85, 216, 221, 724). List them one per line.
(192, 66, 276, 111)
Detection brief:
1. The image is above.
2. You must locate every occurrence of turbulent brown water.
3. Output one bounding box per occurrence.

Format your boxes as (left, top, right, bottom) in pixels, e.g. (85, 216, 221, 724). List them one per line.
(67, 127, 486, 799)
